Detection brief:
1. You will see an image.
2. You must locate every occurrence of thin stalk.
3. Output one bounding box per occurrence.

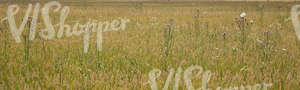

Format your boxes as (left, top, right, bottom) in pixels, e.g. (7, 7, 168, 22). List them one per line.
(205, 22, 209, 37)
(1, 21, 9, 61)
(164, 19, 174, 58)
(23, 18, 31, 61)
(194, 9, 200, 36)
(222, 32, 226, 55)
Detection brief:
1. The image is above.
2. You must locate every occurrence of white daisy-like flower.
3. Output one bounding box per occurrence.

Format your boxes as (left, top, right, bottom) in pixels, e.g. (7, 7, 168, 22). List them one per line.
(240, 12, 246, 18)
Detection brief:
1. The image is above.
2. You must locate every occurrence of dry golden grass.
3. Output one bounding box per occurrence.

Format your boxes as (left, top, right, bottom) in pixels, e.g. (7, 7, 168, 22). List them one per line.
(0, 2, 299, 90)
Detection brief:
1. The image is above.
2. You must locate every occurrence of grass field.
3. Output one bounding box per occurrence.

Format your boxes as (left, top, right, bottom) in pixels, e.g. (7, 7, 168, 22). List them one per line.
(0, 1, 300, 89)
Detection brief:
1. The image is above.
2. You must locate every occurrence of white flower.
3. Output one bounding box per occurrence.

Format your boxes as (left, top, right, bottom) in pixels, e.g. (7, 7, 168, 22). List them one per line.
(78, 67, 82, 71)
(250, 20, 254, 24)
(232, 47, 238, 51)
(240, 12, 246, 18)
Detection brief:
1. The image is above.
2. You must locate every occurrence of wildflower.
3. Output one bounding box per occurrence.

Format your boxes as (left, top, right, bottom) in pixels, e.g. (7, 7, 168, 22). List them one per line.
(222, 32, 226, 36)
(78, 67, 82, 71)
(166, 19, 175, 27)
(232, 47, 238, 51)
(222, 32, 226, 39)
(264, 30, 271, 35)
(240, 12, 246, 18)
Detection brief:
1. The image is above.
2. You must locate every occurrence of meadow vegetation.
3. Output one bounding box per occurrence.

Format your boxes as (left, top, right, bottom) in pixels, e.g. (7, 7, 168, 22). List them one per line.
(0, 2, 299, 89)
